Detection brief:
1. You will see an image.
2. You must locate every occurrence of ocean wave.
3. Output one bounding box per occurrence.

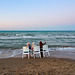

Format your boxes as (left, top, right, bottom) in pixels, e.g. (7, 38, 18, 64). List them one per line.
(0, 35, 49, 39)
(0, 49, 22, 58)
(25, 33, 35, 36)
(10, 49, 22, 57)
(1, 35, 75, 40)
(56, 36, 75, 39)
(0, 36, 23, 39)
(0, 51, 3, 55)
(16, 34, 21, 36)
(56, 47, 75, 52)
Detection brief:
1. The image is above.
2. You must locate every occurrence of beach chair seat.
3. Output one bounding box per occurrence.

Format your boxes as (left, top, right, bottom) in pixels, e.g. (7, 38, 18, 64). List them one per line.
(43, 45, 50, 57)
(22, 46, 30, 59)
(33, 46, 41, 59)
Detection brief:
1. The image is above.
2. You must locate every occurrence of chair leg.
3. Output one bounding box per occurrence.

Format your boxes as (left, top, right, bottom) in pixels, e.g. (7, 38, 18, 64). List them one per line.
(34, 54, 36, 59)
(43, 52, 45, 57)
(22, 54, 23, 59)
(34, 56, 35, 59)
(28, 54, 30, 59)
(39, 53, 41, 58)
(33, 53, 35, 59)
(48, 52, 50, 56)
(34, 55, 35, 59)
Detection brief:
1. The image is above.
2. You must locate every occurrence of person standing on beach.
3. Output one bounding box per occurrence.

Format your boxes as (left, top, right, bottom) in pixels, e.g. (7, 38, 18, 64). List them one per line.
(39, 41, 46, 58)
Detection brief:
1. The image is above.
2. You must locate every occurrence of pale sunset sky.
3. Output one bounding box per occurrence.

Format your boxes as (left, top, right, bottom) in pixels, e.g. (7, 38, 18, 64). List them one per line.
(0, 0, 75, 30)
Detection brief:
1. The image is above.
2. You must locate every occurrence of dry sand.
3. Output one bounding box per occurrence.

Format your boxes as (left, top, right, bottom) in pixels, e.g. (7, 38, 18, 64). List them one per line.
(0, 57, 75, 75)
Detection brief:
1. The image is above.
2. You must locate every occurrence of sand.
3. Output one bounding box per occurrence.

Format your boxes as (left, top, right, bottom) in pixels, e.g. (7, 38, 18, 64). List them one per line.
(0, 57, 75, 75)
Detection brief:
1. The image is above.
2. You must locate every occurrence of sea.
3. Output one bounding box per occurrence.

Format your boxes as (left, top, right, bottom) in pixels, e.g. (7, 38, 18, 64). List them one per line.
(0, 31, 75, 59)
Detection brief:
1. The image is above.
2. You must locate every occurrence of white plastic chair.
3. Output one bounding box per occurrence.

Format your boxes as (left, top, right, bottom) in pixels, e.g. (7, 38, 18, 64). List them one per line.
(22, 46, 30, 59)
(33, 46, 41, 59)
(43, 45, 50, 57)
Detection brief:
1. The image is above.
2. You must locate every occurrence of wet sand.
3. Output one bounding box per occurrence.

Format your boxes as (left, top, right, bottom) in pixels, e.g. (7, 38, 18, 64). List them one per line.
(0, 57, 75, 75)
(50, 50, 75, 60)
(14, 50, 75, 60)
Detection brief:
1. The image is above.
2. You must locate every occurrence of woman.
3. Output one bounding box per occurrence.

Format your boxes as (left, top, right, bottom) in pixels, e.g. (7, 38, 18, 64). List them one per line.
(31, 42, 36, 50)
(39, 41, 46, 58)
(26, 42, 32, 57)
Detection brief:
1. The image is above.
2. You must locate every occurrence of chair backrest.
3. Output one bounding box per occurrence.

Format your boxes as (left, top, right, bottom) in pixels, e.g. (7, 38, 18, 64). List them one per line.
(34, 46, 40, 52)
(37, 46, 40, 51)
(23, 46, 29, 54)
(43, 45, 48, 51)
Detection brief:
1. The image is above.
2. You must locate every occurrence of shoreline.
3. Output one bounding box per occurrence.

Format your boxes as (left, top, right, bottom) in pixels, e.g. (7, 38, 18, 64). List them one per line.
(0, 50, 75, 60)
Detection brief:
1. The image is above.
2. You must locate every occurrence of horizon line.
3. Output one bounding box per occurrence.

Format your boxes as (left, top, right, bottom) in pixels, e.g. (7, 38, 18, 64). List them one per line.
(0, 30, 75, 32)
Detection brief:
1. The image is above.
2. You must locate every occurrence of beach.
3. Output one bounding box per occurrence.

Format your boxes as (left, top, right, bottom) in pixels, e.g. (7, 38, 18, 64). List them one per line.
(0, 0, 75, 74)
(0, 31, 75, 75)
(0, 50, 75, 75)
(0, 57, 75, 75)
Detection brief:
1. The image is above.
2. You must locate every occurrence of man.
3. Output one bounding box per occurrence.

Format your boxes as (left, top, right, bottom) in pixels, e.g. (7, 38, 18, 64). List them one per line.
(39, 41, 46, 57)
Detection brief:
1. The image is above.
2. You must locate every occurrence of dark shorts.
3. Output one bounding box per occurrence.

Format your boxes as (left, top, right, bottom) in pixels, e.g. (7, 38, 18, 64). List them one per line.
(40, 48, 43, 57)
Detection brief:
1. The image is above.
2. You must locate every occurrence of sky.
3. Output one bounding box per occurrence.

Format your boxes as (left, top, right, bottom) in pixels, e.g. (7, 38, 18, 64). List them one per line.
(0, 0, 75, 30)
